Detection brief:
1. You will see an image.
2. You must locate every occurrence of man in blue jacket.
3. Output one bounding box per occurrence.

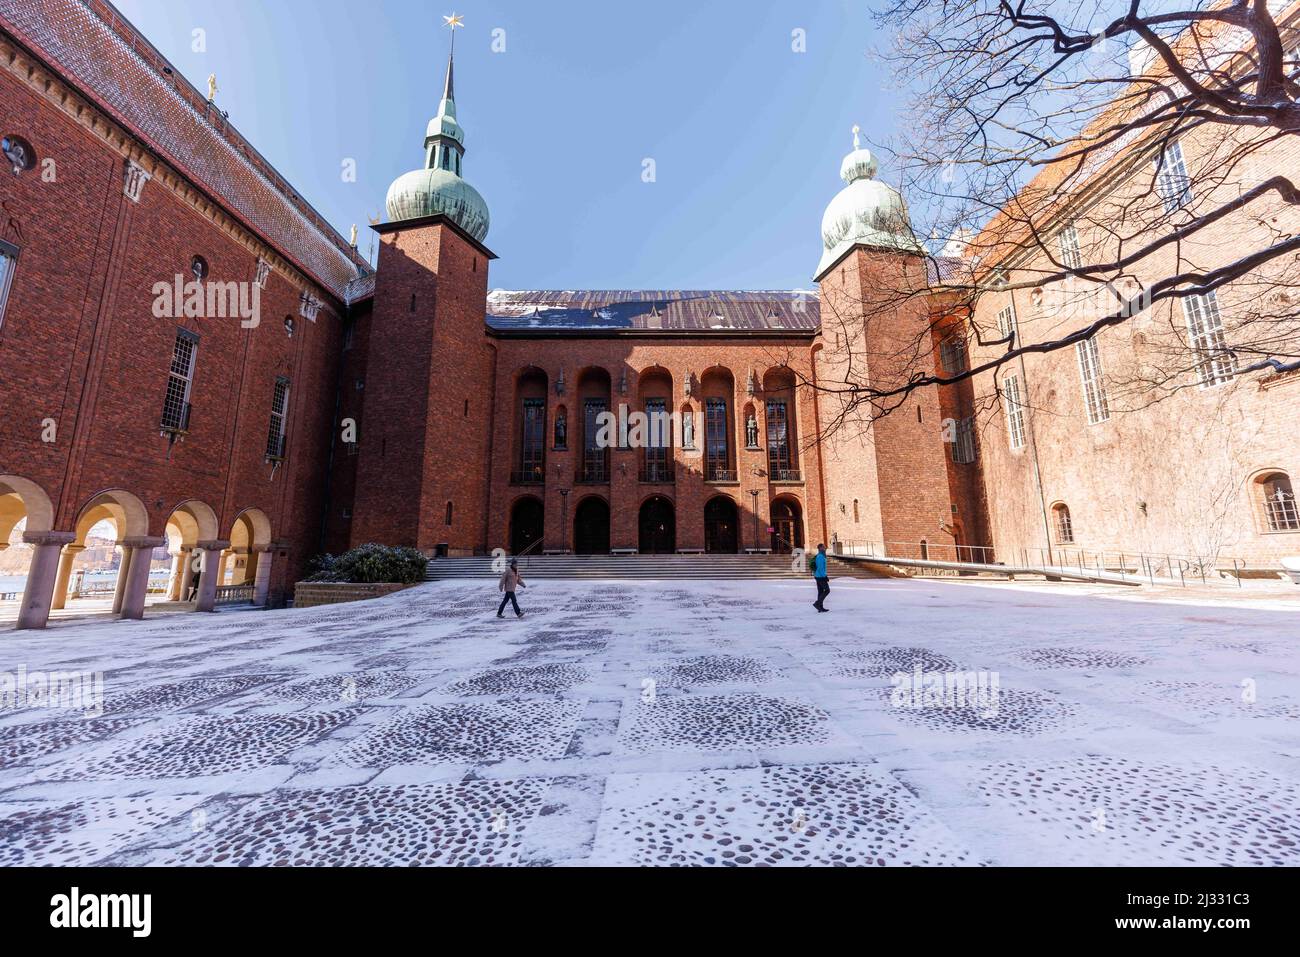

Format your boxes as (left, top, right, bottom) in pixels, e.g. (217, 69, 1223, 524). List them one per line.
(812, 543, 830, 613)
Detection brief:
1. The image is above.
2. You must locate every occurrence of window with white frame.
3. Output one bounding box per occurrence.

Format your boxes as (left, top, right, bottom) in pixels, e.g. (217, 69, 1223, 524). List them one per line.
(951, 416, 977, 464)
(266, 376, 290, 458)
(1052, 503, 1075, 544)
(996, 302, 1017, 344)
(1075, 337, 1110, 424)
(1057, 223, 1082, 270)
(1182, 292, 1236, 386)
(1003, 374, 1027, 450)
(160, 329, 198, 431)
(1154, 141, 1192, 213)
(0, 239, 17, 331)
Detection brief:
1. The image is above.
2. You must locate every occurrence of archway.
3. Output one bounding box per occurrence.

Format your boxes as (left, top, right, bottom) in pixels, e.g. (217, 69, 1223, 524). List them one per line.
(639, 496, 676, 554)
(71, 489, 154, 619)
(226, 508, 272, 589)
(0, 475, 61, 629)
(704, 495, 739, 554)
(574, 496, 610, 554)
(157, 499, 219, 605)
(770, 497, 804, 554)
(509, 496, 544, 555)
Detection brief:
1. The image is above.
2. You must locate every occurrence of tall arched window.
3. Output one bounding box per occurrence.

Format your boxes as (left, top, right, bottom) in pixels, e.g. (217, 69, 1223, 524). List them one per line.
(445, 501, 453, 526)
(1258, 472, 1299, 532)
(1053, 503, 1074, 544)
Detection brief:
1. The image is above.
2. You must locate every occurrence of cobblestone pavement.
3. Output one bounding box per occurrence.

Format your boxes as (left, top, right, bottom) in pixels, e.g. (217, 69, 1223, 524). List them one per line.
(1, 578, 1298, 866)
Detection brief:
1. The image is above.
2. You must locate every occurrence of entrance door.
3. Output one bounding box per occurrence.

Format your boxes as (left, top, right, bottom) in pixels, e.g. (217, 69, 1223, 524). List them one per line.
(769, 498, 803, 554)
(509, 497, 544, 556)
(638, 496, 676, 554)
(573, 497, 611, 554)
(704, 496, 739, 554)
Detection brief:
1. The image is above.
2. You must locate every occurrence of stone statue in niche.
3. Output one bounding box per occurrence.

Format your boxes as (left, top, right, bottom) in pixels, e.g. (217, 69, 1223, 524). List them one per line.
(745, 414, 759, 449)
(555, 410, 567, 449)
(682, 411, 695, 449)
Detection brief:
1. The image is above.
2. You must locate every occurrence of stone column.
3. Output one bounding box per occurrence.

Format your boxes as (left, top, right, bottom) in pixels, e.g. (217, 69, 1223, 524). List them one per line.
(51, 544, 85, 610)
(119, 537, 166, 620)
(252, 546, 273, 606)
(16, 531, 76, 630)
(166, 548, 189, 601)
(194, 539, 230, 613)
(216, 550, 231, 588)
(111, 543, 133, 614)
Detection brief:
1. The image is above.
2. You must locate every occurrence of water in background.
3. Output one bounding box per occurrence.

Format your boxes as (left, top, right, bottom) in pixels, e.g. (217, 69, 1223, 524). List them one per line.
(0, 569, 171, 595)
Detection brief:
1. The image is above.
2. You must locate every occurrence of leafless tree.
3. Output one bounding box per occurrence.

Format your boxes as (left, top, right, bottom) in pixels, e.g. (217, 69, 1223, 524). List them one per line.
(810, 0, 1300, 435)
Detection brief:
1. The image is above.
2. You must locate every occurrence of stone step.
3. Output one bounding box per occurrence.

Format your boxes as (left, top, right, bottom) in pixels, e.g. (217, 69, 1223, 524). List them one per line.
(425, 554, 887, 580)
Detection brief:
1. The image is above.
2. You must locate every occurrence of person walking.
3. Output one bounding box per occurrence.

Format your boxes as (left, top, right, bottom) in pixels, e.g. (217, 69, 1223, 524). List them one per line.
(811, 543, 830, 613)
(497, 558, 526, 618)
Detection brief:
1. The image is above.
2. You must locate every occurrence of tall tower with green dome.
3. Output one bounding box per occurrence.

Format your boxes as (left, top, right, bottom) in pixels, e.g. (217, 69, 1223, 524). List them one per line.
(384, 48, 491, 241)
(811, 125, 953, 562)
(352, 18, 497, 557)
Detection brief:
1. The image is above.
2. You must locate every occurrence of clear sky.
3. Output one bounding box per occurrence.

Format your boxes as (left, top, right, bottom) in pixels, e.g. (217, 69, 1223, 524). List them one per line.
(113, 0, 898, 290)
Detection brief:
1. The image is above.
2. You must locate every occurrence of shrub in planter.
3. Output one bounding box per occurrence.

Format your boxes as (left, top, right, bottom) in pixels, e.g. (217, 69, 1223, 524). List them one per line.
(305, 543, 428, 584)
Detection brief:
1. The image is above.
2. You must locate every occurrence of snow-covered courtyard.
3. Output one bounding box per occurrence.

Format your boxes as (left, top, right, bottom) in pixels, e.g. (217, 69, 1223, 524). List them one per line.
(1, 577, 1298, 866)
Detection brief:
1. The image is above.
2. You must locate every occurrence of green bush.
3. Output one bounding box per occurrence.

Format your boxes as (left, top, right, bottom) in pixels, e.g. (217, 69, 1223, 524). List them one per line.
(305, 543, 428, 584)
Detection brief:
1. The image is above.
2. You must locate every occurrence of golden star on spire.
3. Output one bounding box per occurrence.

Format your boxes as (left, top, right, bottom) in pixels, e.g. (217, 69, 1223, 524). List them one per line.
(443, 13, 464, 29)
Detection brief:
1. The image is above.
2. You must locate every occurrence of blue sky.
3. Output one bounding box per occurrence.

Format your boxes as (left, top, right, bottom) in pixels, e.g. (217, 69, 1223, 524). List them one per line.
(114, 0, 896, 289)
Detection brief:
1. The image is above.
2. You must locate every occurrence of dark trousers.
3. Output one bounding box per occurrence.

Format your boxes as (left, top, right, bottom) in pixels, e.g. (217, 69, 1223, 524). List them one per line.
(814, 576, 830, 609)
(497, 591, 521, 616)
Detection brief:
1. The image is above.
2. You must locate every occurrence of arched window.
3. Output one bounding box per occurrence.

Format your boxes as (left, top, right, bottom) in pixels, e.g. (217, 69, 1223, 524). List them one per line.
(1053, 503, 1074, 544)
(445, 501, 453, 526)
(1258, 472, 1299, 532)
(852, 499, 860, 523)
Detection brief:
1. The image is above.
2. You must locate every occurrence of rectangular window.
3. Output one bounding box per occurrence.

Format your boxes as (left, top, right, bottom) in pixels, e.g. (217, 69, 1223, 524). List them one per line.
(939, 335, 967, 373)
(1182, 292, 1236, 387)
(1075, 337, 1111, 424)
(582, 398, 608, 480)
(644, 398, 668, 479)
(995, 303, 1017, 345)
(951, 416, 977, 465)
(1003, 374, 1026, 450)
(520, 398, 545, 480)
(266, 376, 290, 458)
(705, 398, 730, 479)
(1058, 223, 1082, 270)
(766, 400, 791, 477)
(1154, 141, 1192, 213)
(161, 329, 199, 431)
(0, 239, 16, 331)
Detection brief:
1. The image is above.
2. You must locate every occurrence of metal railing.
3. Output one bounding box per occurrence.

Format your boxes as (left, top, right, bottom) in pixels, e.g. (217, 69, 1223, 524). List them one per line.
(639, 464, 673, 483)
(705, 467, 737, 482)
(509, 469, 545, 485)
(576, 466, 609, 483)
(835, 540, 996, 565)
(834, 539, 1268, 587)
(768, 469, 803, 482)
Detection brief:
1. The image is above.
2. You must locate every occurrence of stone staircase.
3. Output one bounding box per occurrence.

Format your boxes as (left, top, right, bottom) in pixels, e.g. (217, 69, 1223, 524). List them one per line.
(425, 553, 889, 581)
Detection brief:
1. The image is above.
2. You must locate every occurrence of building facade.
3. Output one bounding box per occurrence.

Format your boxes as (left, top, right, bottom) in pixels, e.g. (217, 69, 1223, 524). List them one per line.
(1, 2, 1293, 631)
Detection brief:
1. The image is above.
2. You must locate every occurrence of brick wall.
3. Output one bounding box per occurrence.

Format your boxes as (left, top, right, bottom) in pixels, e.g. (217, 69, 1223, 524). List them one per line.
(0, 53, 348, 601)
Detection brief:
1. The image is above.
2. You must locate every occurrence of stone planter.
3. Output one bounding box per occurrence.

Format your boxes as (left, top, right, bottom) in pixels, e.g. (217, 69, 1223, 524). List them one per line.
(292, 581, 417, 609)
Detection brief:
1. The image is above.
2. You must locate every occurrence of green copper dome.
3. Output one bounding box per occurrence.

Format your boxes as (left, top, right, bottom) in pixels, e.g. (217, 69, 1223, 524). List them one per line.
(815, 127, 920, 278)
(385, 53, 490, 242)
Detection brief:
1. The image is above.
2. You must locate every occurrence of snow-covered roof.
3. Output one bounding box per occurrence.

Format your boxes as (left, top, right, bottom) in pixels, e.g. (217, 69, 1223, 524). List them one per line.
(0, 0, 369, 300)
(486, 290, 821, 332)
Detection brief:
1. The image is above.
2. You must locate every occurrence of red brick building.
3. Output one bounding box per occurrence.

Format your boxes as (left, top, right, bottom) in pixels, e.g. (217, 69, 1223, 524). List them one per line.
(0, 2, 987, 631)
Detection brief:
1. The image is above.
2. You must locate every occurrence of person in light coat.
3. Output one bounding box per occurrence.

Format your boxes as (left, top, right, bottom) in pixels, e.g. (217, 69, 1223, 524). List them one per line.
(497, 558, 526, 618)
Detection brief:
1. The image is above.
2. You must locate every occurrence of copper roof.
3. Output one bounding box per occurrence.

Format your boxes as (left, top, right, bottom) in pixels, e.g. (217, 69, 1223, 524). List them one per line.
(486, 290, 821, 332)
(0, 0, 369, 300)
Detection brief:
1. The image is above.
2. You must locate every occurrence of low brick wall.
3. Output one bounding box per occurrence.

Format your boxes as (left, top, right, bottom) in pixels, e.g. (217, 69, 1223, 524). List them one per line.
(292, 582, 417, 609)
